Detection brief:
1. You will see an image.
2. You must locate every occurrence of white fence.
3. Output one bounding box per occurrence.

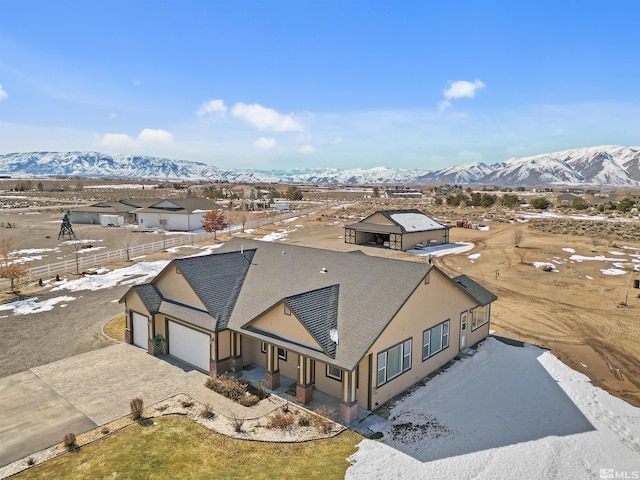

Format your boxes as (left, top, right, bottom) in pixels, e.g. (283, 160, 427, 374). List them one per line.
(1, 203, 340, 290)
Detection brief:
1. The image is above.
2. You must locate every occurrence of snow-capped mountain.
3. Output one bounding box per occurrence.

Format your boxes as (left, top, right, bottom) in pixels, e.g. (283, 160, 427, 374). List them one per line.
(1, 146, 639, 186)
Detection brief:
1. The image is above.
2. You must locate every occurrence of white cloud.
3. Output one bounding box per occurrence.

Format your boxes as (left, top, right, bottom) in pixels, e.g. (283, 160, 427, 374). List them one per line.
(231, 102, 304, 132)
(109, 113, 117, 119)
(99, 133, 137, 148)
(0, 84, 8, 100)
(254, 137, 276, 149)
(439, 79, 485, 110)
(298, 145, 315, 154)
(138, 128, 174, 144)
(197, 99, 227, 116)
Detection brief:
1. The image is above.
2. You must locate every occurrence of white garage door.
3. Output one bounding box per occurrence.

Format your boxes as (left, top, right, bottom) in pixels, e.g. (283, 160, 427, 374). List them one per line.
(132, 312, 148, 349)
(168, 321, 210, 371)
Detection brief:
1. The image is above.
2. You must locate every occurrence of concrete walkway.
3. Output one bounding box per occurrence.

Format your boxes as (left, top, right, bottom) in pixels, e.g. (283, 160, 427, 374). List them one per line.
(0, 343, 285, 467)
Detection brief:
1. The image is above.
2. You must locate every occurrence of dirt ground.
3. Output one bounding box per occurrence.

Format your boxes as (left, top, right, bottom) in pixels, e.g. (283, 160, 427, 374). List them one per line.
(1, 195, 640, 408)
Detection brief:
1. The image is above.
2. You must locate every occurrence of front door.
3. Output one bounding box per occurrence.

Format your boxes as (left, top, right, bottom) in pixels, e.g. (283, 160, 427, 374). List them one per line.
(460, 311, 467, 349)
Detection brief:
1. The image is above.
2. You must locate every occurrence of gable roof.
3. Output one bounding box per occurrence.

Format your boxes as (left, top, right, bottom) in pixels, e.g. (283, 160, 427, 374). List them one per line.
(173, 249, 254, 330)
(138, 198, 218, 214)
(284, 284, 339, 358)
(133, 284, 162, 314)
(452, 275, 498, 306)
(216, 238, 430, 370)
(346, 209, 446, 234)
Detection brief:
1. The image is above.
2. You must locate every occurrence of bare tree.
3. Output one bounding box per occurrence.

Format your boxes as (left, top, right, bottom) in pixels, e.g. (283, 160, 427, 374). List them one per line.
(0, 238, 31, 292)
(512, 228, 526, 248)
(63, 239, 85, 274)
(120, 228, 138, 261)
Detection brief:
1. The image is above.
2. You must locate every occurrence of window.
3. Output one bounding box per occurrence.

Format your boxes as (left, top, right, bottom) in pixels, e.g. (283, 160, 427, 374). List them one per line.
(460, 311, 467, 332)
(423, 320, 450, 360)
(472, 305, 489, 330)
(377, 338, 412, 387)
(326, 365, 342, 381)
(260, 342, 287, 360)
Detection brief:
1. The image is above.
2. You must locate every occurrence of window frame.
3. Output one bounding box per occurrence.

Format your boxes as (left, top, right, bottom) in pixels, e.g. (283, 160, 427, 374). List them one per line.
(422, 320, 450, 361)
(260, 342, 287, 361)
(326, 365, 343, 381)
(471, 304, 489, 331)
(376, 338, 412, 387)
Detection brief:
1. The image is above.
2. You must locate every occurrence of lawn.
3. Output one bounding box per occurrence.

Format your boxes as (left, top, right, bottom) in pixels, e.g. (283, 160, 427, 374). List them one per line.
(16, 415, 362, 479)
(102, 314, 125, 342)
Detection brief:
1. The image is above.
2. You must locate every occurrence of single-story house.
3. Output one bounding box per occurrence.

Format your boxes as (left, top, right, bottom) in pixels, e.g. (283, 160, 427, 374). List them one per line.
(67, 199, 155, 225)
(382, 189, 424, 199)
(344, 209, 450, 251)
(120, 237, 496, 424)
(136, 198, 220, 231)
(556, 193, 583, 206)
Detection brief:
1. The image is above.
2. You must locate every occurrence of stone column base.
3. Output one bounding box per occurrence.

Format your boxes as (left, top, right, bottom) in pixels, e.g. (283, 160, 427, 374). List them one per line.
(339, 401, 359, 425)
(124, 329, 132, 344)
(147, 339, 154, 355)
(229, 355, 243, 373)
(264, 370, 280, 390)
(296, 383, 313, 404)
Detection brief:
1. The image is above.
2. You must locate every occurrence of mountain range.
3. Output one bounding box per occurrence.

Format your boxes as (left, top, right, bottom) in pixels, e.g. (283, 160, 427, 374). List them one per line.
(1, 145, 639, 187)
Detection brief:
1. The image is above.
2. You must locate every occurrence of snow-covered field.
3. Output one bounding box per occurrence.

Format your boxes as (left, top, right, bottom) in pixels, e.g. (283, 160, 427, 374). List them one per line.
(347, 338, 640, 479)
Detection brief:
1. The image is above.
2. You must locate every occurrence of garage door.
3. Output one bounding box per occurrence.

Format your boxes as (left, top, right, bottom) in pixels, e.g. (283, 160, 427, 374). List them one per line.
(132, 312, 148, 349)
(168, 321, 210, 371)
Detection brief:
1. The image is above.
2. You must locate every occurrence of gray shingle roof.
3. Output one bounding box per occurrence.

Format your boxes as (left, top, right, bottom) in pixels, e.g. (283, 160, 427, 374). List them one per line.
(132, 284, 162, 314)
(217, 238, 430, 370)
(284, 284, 339, 358)
(345, 209, 446, 234)
(452, 275, 498, 306)
(173, 249, 254, 330)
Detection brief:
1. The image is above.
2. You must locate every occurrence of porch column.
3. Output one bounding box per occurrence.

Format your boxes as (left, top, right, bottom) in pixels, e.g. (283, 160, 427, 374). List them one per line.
(339, 369, 359, 425)
(264, 344, 280, 390)
(146, 316, 154, 355)
(209, 332, 219, 377)
(229, 332, 243, 372)
(296, 355, 313, 404)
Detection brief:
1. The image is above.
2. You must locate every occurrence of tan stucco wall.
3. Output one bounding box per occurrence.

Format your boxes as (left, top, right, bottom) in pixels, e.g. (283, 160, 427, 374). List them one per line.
(356, 354, 371, 409)
(242, 337, 260, 366)
(218, 329, 231, 360)
(278, 349, 297, 380)
(467, 305, 491, 347)
(366, 212, 395, 225)
(366, 269, 483, 408)
(250, 303, 321, 350)
(401, 230, 447, 250)
(154, 268, 206, 310)
(124, 293, 150, 330)
(313, 362, 343, 399)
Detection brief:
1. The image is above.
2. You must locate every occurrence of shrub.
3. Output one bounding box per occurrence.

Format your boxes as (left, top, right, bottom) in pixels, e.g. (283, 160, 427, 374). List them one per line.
(155, 404, 168, 412)
(238, 394, 260, 407)
(200, 405, 215, 419)
(100, 426, 109, 435)
(312, 406, 335, 434)
(269, 411, 295, 429)
(181, 400, 194, 409)
(205, 375, 248, 402)
(27, 457, 35, 467)
(297, 415, 312, 427)
(231, 415, 244, 433)
(63, 432, 77, 450)
(130, 397, 144, 421)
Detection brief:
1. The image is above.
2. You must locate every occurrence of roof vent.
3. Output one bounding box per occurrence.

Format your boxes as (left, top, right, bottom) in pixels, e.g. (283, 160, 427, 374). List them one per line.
(329, 328, 339, 345)
(320, 267, 328, 273)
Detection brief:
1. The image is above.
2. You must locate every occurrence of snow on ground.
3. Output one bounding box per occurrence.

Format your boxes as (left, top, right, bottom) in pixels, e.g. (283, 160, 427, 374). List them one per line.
(259, 228, 297, 242)
(408, 242, 475, 257)
(562, 247, 576, 253)
(533, 262, 559, 272)
(601, 268, 627, 276)
(0, 296, 76, 315)
(282, 216, 299, 223)
(347, 338, 640, 480)
(477, 225, 490, 231)
(468, 253, 481, 261)
(570, 254, 622, 263)
(51, 260, 169, 293)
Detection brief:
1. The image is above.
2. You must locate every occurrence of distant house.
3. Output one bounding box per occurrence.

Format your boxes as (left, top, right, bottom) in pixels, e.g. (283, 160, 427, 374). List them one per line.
(382, 189, 424, 199)
(68, 199, 157, 225)
(344, 209, 449, 251)
(136, 198, 220, 231)
(120, 238, 497, 424)
(556, 193, 582, 206)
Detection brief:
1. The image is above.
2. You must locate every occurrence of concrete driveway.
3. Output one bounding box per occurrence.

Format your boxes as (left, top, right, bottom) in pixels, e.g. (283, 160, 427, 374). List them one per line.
(0, 343, 282, 468)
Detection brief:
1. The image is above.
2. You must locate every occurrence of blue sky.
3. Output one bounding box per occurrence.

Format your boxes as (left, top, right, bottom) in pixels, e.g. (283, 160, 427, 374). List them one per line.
(1, 1, 639, 171)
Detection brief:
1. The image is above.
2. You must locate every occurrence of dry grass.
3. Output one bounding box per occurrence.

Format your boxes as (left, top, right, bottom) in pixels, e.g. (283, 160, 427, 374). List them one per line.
(12, 416, 361, 480)
(103, 314, 125, 342)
